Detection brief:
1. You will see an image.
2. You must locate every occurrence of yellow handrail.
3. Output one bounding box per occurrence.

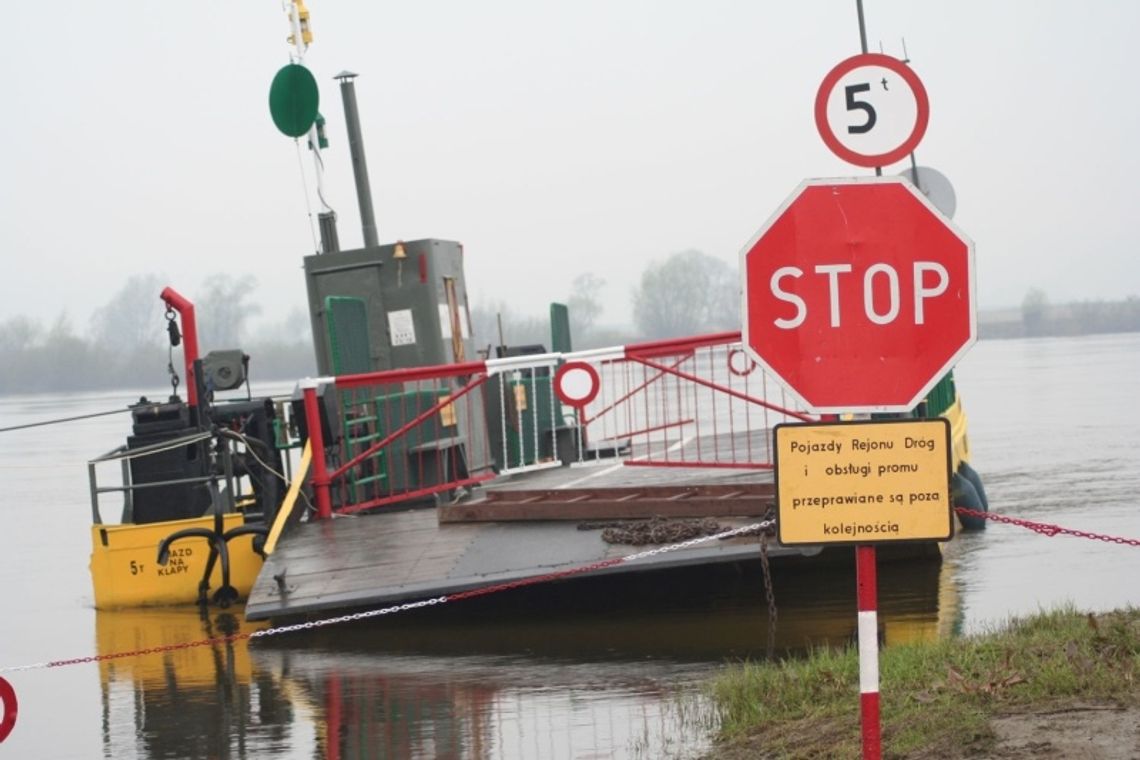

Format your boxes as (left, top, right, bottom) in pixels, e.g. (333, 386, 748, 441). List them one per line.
(263, 441, 311, 555)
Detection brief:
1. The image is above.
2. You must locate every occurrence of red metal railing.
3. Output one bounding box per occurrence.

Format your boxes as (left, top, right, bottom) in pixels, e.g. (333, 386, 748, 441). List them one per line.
(571, 332, 815, 470)
(300, 332, 817, 517)
(301, 361, 498, 519)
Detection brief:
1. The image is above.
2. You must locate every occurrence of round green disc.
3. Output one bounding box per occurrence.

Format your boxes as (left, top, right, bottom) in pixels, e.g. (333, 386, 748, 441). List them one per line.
(269, 64, 320, 138)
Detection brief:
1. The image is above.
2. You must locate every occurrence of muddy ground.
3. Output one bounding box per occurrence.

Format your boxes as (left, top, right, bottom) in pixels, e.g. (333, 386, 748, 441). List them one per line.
(984, 703, 1140, 759)
(708, 701, 1140, 759)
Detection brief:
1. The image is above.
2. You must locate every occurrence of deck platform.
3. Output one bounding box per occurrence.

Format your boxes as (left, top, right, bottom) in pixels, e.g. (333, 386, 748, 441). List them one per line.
(245, 461, 822, 622)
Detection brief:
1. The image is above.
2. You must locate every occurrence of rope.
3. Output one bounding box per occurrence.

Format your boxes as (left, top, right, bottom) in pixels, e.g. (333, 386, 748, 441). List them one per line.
(293, 137, 320, 253)
(0, 407, 130, 434)
(218, 429, 315, 514)
(87, 432, 214, 465)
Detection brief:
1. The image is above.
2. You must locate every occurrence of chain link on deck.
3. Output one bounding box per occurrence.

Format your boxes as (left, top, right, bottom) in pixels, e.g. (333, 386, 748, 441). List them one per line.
(955, 507, 1140, 546)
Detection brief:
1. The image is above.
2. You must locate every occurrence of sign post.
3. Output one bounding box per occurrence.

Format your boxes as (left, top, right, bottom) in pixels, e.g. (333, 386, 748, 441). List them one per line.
(808, 44, 941, 758)
(775, 417, 953, 760)
(739, 45, 974, 757)
(856, 543, 879, 757)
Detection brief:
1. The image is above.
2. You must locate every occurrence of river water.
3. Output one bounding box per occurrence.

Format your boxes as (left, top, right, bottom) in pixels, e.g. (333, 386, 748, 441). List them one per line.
(0, 333, 1137, 759)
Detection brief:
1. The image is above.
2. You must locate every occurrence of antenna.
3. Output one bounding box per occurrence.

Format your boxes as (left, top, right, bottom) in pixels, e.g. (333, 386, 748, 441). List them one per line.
(896, 37, 921, 187)
(284, 0, 339, 253)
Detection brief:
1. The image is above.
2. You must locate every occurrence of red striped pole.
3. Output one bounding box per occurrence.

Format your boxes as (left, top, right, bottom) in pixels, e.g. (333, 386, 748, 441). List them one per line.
(302, 383, 333, 520)
(856, 544, 881, 759)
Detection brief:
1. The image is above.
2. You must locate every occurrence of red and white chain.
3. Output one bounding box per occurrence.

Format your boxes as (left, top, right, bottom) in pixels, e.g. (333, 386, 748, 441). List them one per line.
(8, 512, 1133, 675)
(0, 520, 772, 673)
(954, 507, 1140, 546)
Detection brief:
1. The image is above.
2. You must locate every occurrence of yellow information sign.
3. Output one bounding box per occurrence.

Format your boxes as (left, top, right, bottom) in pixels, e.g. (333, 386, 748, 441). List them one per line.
(774, 418, 953, 545)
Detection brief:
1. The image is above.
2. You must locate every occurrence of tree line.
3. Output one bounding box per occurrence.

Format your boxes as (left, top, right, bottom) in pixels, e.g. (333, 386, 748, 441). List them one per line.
(0, 250, 731, 394)
(475, 249, 740, 352)
(0, 274, 315, 395)
(7, 259, 1139, 395)
(976, 289, 1140, 339)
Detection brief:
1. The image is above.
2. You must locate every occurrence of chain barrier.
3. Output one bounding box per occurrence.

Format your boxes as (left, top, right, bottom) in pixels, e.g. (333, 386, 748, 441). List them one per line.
(3, 508, 1135, 745)
(0, 521, 771, 676)
(954, 507, 1140, 546)
(759, 533, 778, 659)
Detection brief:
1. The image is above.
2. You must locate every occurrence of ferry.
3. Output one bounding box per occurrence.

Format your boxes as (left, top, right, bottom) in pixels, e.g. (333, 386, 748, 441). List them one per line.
(85, 263, 987, 614)
(84, 2, 988, 615)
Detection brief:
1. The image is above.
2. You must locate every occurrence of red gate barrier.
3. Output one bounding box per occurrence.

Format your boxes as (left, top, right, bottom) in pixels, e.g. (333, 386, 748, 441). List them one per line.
(572, 332, 814, 469)
(299, 332, 819, 516)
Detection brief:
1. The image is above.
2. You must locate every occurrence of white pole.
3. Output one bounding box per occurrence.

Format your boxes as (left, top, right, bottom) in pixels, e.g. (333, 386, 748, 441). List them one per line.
(288, 1, 331, 214)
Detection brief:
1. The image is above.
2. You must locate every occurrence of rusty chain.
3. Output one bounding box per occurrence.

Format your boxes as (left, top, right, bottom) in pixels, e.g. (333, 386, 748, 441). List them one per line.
(954, 507, 1140, 546)
(759, 532, 778, 660)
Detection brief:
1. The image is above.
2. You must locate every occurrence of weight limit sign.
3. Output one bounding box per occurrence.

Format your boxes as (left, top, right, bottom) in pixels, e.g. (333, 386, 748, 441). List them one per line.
(814, 52, 929, 168)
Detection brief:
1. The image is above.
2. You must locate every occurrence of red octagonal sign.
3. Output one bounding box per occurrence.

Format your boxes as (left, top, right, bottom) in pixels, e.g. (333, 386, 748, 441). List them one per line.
(740, 176, 976, 414)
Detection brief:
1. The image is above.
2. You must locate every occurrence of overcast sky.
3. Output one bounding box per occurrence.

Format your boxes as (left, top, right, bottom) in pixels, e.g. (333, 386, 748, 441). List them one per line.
(3, 1, 1137, 335)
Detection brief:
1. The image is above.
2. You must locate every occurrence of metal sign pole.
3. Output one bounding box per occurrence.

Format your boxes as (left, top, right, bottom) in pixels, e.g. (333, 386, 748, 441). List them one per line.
(854, 4, 884, 745)
(857, 544, 881, 759)
(818, 407, 881, 758)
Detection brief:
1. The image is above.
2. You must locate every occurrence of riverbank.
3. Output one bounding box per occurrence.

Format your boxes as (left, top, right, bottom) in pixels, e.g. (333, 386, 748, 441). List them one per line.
(705, 607, 1140, 758)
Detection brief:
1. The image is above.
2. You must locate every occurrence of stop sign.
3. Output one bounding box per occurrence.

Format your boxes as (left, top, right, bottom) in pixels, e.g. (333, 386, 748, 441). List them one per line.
(740, 176, 975, 414)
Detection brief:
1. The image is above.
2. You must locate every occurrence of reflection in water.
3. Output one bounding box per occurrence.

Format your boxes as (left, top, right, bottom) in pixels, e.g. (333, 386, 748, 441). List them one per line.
(94, 558, 958, 759)
(95, 608, 295, 759)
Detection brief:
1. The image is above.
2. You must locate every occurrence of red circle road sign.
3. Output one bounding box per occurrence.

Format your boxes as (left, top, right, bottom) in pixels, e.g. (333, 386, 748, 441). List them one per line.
(740, 176, 975, 414)
(815, 53, 929, 168)
(554, 361, 600, 408)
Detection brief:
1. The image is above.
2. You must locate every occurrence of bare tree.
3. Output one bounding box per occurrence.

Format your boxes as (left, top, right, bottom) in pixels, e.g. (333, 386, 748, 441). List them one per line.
(0, 316, 41, 354)
(90, 273, 168, 353)
(195, 274, 262, 350)
(632, 250, 739, 338)
(1021, 288, 1049, 337)
(469, 301, 549, 354)
(567, 273, 605, 340)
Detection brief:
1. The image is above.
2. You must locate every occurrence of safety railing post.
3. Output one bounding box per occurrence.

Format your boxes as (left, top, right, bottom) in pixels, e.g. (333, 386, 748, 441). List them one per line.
(302, 383, 333, 520)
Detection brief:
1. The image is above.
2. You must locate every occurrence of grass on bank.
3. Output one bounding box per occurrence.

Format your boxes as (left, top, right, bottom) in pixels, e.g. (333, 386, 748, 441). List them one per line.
(708, 607, 1140, 758)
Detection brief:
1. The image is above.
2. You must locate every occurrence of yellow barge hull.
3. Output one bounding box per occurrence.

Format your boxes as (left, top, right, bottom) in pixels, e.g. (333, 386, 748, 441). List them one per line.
(89, 514, 262, 609)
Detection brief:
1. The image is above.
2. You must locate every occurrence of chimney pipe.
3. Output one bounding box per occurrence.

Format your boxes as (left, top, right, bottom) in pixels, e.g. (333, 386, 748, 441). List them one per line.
(334, 71, 379, 249)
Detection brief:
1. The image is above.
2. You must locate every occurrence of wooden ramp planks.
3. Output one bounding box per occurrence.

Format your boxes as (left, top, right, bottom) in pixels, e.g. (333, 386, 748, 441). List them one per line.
(439, 483, 775, 523)
(245, 509, 802, 621)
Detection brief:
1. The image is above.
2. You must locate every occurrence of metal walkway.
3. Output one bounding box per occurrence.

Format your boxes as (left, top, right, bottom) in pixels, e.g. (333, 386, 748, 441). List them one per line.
(245, 463, 805, 621)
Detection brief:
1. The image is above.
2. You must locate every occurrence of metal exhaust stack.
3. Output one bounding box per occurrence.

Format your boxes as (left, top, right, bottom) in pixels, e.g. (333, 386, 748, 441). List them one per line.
(317, 211, 340, 253)
(334, 70, 379, 249)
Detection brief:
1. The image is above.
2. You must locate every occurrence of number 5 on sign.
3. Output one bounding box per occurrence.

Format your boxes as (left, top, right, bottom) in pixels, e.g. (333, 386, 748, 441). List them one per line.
(814, 53, 929, 168)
